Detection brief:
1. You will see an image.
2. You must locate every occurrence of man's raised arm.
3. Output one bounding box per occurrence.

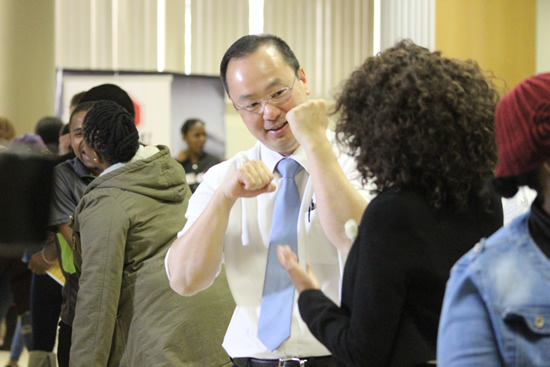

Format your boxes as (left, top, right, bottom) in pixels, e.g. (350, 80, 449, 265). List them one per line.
(287, 99, 369, 254)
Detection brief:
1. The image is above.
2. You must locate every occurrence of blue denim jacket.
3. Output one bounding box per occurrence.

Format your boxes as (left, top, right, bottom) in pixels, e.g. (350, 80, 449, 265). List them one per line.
(437, 212, 550, 366)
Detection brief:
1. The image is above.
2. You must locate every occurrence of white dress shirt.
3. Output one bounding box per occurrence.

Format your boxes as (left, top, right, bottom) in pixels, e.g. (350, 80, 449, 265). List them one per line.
(173, 130, 373, 359)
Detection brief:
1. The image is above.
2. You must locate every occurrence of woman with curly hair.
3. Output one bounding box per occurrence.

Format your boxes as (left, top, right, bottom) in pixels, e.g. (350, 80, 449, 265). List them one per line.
(438, 73, 550, 365)
(277, 40, 503, 366)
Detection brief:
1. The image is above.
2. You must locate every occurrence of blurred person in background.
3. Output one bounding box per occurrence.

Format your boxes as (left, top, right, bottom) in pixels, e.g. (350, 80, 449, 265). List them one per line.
(69, 91, 86, 116)
(0, 116, 19, 359)
(57, 91, 88, 161)
(34, 117, 63, 155)
(50, 84, 135, 367)
(57, 90, 87, 160)
(0, 117, 16, 149)
(3, 134, 54, 367)
(176, 118, 221, 192)
(10, 134, 63, 367)
(79, 83, 135, 117)
(49, 102, 97, 367)
(57, 123, 73, 159)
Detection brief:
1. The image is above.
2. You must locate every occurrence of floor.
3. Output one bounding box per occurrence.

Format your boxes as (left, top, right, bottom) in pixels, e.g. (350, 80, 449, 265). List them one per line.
(0, 317, 29, 367)
(0, 349, 29, 367)
(1, 313, 58, 367)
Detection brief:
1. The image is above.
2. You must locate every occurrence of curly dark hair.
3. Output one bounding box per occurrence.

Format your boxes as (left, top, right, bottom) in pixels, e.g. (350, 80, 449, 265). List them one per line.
(335, 40, 500, 210)
(83, 100, 139, 165)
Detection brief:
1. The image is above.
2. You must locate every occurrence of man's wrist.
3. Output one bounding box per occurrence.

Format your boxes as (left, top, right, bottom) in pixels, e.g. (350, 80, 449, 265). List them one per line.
(219, 181, 240, 205)
(302, 135, 332, 158)
(41, 247, 56, 265)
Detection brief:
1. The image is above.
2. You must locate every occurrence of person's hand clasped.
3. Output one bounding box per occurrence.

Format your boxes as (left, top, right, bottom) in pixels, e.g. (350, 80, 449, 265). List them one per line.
(223, 160, 276, 202)
(28, 250, 54, 275)
(286, 99, 330, 149)
(277, 245, 320, 293)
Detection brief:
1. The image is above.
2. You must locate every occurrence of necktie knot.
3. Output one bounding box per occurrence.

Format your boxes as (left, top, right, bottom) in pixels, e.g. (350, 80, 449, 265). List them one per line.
(277, 158, 299, 178)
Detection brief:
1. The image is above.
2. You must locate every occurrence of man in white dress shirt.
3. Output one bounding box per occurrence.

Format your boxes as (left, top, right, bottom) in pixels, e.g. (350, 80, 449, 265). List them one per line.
(166, 34, 372, 367)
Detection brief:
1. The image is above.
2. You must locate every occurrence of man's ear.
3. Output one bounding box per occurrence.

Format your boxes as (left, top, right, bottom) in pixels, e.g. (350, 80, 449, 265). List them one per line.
(298, 67, 311, 96)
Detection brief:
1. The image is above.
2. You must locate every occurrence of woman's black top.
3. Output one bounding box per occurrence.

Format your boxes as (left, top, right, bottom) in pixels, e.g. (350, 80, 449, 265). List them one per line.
(299, 187, 503, 367)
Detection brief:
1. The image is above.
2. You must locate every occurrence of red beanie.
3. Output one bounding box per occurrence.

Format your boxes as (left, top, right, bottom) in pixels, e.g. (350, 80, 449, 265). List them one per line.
(495, 73, 550, 178)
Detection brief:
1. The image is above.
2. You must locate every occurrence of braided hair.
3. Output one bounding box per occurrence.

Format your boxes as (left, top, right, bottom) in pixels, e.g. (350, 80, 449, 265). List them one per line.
(83, 100, 139, 165)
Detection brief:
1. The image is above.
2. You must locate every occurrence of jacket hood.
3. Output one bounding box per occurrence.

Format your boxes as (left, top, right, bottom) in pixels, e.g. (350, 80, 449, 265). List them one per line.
(84, 145, 189, 203)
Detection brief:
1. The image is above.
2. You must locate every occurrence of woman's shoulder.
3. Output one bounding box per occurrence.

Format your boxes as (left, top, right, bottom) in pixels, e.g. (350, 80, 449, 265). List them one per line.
(365, 188, 429, 221)
(450, 217, 531, 278)
(201, 152, 221, 164)
(371, 187, 427, 206)
(453, 219, 550, 313)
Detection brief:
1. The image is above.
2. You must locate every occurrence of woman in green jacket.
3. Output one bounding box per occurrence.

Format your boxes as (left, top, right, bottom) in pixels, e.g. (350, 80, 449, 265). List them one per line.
(70, 100, 234, 367)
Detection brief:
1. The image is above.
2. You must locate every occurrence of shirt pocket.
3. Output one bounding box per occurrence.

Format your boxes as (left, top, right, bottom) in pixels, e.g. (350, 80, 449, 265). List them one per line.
(502, 307, 550, 364)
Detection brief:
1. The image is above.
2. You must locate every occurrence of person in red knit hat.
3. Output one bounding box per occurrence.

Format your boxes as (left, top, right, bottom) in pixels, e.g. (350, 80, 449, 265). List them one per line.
(438, 72, 550, 365)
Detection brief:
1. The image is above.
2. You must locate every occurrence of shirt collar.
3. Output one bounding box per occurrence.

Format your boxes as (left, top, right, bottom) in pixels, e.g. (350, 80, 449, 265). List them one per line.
(69, 157, 96, 179)
(259, 143, 309, 175)
(98, 145, 160, 177)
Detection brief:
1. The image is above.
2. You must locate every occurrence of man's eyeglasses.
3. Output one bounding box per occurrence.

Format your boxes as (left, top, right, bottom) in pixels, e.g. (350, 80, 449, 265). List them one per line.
(233, 76, 298, 114)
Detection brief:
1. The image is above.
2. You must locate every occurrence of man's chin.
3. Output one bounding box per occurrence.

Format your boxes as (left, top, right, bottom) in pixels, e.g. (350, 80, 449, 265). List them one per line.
(79, 157, 94, 169)
(267, 139, 299, 156)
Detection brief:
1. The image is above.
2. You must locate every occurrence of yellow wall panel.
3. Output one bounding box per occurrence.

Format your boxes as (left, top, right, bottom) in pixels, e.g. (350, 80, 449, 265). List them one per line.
(435, 0, 536, 90)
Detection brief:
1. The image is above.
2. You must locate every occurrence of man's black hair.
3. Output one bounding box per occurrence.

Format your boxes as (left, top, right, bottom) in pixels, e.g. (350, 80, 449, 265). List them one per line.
(220, 34, 300, 95)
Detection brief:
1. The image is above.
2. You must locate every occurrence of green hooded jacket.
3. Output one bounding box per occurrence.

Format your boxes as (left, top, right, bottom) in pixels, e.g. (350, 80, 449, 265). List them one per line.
(70, 145, 234, 367)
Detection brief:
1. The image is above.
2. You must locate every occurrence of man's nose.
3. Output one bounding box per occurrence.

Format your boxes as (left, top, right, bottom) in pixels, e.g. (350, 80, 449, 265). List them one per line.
(261, 101, 281, 120)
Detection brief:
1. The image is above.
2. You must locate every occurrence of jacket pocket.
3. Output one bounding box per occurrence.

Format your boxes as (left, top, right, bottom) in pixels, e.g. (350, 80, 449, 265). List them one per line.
(502, 307, 550, 364)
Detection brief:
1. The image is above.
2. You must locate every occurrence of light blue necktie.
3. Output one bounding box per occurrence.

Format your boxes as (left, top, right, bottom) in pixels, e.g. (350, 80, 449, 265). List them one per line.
(257, 158, 301, 351)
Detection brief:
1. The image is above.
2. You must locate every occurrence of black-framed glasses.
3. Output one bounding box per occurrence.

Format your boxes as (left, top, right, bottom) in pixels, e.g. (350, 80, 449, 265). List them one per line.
(233, 75, 298, 114)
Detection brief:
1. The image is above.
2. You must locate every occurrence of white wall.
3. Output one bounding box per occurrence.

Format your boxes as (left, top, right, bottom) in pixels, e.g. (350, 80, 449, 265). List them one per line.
(224, 103, 257, 158)
(537, 0, 550, 73)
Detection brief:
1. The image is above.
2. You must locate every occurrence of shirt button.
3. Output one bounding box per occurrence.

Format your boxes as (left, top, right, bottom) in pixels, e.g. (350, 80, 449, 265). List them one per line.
(473, 242, 482, 252)
(534, 315, 545, 329)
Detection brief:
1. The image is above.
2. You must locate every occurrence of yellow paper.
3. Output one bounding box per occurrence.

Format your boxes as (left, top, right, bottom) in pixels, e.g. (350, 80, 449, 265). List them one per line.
(46, 260, 65, 286)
